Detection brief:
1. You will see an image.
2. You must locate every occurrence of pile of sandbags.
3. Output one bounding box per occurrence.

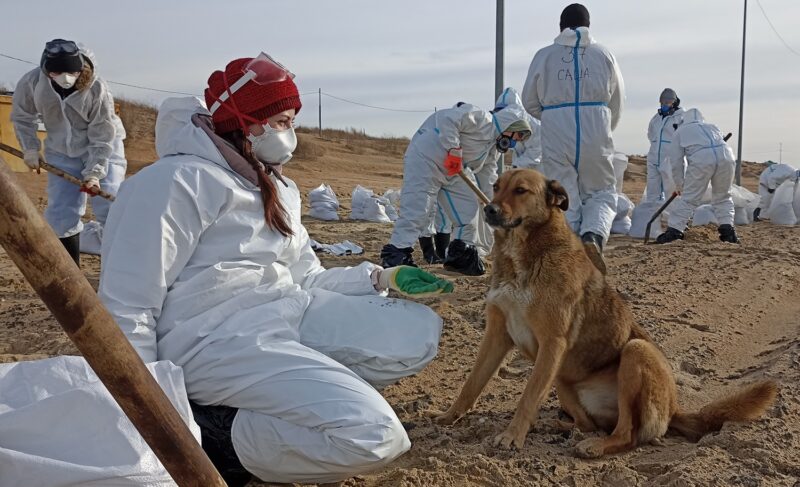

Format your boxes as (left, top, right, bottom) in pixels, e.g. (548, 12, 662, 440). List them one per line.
(307, 184, 340, 221)
(350, 185, 395, 223)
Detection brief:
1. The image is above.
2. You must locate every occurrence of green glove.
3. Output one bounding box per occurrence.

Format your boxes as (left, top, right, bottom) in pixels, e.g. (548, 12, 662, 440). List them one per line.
(378, 266, 454, 298)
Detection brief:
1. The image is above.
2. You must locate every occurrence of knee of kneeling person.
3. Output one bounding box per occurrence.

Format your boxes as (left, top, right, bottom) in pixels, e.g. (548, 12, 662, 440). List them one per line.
(329, 414, 411, 471)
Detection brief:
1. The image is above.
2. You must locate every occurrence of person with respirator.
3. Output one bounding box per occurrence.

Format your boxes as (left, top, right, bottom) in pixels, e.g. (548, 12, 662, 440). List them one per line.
(97, 53, 452, 486)
(11, 38, 127, 265)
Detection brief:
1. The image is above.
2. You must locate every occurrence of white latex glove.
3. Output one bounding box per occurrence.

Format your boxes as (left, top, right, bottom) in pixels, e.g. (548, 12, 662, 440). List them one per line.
(23, 149, 40, 170)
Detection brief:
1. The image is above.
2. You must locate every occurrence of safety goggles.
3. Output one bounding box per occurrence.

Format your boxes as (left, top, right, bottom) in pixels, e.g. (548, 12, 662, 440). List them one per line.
(44, 39, 80, 57)
(209, 52, 294, 116)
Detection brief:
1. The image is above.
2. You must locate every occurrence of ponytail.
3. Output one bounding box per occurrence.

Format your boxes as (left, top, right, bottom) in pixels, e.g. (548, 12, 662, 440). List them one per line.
(222, 130, 294, 237)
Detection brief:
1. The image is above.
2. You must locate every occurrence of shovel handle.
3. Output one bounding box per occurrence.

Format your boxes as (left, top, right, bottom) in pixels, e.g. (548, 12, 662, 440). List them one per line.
(644, 192, 679, 244)
(457, 170, 491, 205)
(0, 143, 116, 201)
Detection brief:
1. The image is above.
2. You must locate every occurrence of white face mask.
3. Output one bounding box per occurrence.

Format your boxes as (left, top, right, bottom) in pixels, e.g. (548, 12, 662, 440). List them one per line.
(247, 125, 297, 165)
(50, 73, 79, 89)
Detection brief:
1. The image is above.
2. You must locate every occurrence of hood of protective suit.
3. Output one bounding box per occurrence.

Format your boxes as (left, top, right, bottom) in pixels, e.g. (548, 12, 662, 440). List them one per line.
(155, 96, 259, 187)
(495, 87, 524, 110)
(555, 26, 595, 47)
(681, 108, 704, 125)
(491, 104, 531, 135)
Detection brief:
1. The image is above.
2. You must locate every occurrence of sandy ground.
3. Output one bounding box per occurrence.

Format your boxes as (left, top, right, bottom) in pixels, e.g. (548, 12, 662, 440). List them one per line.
(1, 123, 799, 486)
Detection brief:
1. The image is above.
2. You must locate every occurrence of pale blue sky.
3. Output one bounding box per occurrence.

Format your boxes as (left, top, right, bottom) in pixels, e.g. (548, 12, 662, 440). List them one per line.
(2, 0, 799, 162)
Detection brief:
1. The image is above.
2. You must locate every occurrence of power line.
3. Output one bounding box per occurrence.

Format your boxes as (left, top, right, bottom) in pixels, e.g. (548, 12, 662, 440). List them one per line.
(755, 0, 800, 56)
(321, 91, 430, 113)
(1, 51, 203, 96)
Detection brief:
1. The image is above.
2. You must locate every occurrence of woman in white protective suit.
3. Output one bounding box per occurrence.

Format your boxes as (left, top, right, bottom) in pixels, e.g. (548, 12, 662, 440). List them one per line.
(645, 88, 684, 202)
(521, 3, 624, 262)
(753, 162, 799, 221)
(379, 100, 532, 276)
(655, 108, 740, 244)
(98, 54, 452, 486)
(11, 38, 127, 265)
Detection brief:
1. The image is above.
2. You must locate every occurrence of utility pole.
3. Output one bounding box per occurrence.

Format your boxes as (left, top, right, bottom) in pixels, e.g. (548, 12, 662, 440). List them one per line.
(495, 0, 505, 174)
(735, 0, 748, 185)
(318, 88, 322, 137)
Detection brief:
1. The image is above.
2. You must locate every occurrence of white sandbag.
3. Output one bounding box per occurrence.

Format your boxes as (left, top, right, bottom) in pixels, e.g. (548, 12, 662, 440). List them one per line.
(793, 181, 800, 221)
(730, 184, 760, 225)
(383, 189, 401, 209)
(79, 220, 103, 255)
(766, 180, 798, 225)
(611, 194, 633, 234)
(612, 152, 629, 193)
(0, 356, 199, 487)
(629, 200, 664, 239)
(308, 184, 340, 221)
(691, 204, 718, 226)
(350, 185, 392, 223)
(376, 195, 399, 222)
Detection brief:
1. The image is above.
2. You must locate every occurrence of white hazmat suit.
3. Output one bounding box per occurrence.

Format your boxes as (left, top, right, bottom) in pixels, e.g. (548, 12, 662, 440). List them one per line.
(98, 97, 442, 483)
(758, 162, 798, 212)
(522, 26, 624, 241)
(645, 107, 684, 202)
(388, 102, 527, 249)
(667, 108, 736, 230)
(11, 46, 127, 238)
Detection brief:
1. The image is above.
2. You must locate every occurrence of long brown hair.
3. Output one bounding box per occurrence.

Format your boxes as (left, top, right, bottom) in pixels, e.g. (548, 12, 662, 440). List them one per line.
(222, 130, 293, 237)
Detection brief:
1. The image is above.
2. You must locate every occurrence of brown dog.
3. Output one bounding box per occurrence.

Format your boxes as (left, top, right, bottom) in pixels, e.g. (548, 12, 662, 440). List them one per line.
(434, 168, 778, 457)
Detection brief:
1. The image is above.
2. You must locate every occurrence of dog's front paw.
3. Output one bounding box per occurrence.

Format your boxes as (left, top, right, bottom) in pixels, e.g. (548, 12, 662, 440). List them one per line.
(574, 437, 605, 458)
(493, 427, 526, 449)
(429, 408, 462, 425)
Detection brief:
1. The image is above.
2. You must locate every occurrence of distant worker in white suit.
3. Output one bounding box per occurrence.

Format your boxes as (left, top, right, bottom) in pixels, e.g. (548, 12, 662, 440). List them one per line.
(753, 162, 799, 221)
(11, 38, 127, 265)
(521, 3, 625, 263)
(645, 88, 684, 202)
(380, 100, 532, 276)
(656, 108, 740, 244)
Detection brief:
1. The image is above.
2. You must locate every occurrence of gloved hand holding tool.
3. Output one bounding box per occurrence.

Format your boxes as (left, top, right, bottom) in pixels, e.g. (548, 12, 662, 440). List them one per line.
(0, 142, 115, 201)
(375, 265, 455, 298)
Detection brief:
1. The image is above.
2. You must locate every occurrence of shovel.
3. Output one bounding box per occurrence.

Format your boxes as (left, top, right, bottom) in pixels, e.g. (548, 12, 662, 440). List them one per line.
(457, 170, 491, 205)
(0, 142, 116, 201)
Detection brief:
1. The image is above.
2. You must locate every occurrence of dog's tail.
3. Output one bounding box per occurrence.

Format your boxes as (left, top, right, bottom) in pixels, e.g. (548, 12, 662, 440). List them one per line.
(669, 380, 778, 442)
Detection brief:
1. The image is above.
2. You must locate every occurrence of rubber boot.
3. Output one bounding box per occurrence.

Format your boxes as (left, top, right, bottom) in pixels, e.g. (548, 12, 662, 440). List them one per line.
(655, 226, 685, 244)
(443, 239, 485, 276)
(59, 233, 80, 266)
(189, 402, 252, 487)
(433, 232, 450, 261)
(380, 244, 416, 268)
(418, 236, 443, 264)
(752, 207, 762, 222)
(580, 232, 606, 275)
(718, 224, 740, 244)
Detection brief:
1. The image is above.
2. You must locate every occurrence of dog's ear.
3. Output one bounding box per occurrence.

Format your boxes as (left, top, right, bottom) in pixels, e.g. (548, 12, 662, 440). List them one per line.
(546, 180, 569, 211)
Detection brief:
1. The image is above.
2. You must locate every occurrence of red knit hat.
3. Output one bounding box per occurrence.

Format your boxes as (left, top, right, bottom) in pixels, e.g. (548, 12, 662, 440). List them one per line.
(205, 57, 302, 134)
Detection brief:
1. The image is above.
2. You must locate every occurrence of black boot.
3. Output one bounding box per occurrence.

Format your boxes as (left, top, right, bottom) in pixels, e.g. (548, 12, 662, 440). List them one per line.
(655, 226, 685, 244)
(380, 244, 416, 268)
(59, 233, 80, 266)
(433, 232, 450, 261)
(580, 232, 606, 274)
(418, 236, 443, 264)
(752, 207, 762, 222)
(580, 232, 604, 252)
(718, 224, 740, 244)
(443, 239, 485, 276)
(189, 402, 253, 487)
